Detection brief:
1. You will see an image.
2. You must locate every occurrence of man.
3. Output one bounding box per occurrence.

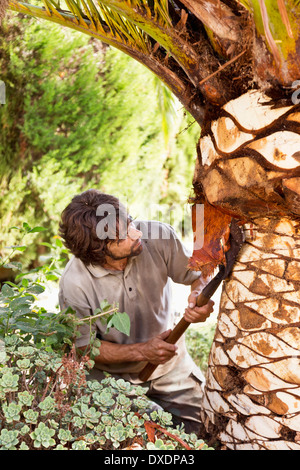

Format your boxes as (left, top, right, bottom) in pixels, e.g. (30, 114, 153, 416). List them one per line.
(58, 189, 214, 433)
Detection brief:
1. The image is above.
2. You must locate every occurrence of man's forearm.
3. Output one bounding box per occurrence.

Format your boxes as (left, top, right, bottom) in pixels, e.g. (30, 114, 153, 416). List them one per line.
(81, 330, 178, 366)
(93, 340, 145, 364)
(191, 275, 209, 293)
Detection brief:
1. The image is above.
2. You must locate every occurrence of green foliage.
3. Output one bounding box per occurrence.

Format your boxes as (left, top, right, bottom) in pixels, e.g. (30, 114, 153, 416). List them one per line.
(0, 226, 76, 350)
(93, 300, 131, 336)
(0, 228, 213, 451)
(185, 324, 216, 373)
(147, 438, 177, 450)
(0, 13, 199, 268)
(30, 422, 56, 449)
(0, 225, 130, 350)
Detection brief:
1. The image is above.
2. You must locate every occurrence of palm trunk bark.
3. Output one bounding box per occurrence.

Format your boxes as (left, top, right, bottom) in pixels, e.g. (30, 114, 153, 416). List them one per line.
(191, 90, 300, 449)
(201, 216, 300, 450)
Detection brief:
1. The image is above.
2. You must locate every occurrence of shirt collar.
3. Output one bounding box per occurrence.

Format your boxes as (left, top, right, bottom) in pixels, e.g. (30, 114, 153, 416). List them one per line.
(86, 256, 136, 278)
(86, 263, 110, 278)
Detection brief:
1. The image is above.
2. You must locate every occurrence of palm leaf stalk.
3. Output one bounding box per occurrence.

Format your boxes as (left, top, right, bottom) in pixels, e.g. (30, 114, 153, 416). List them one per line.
(6, 0, 243, 125)
(8, 0, 300, 127)
(9, 0, 208, 123)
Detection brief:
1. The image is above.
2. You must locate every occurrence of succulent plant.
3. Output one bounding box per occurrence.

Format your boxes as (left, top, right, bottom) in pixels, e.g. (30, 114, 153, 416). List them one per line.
(0, 337, 213, 450)
(18, 391, 34, 407)
(146, 438, 175, 450)
(105, 423, 128, 448)
(38, 396, 56, 416)
(30, 422, 56, 448)
(0, 371, 19, 392)
(116, 393, 131, 407)
(0, 429, 19, 450)
(72, 403, 101, 428)
(16, 359, 31, 370)
(16, 346, 35, 358)
(2, 402, 22, 423)
(57, 429, 73, 443)
(71, 440, 89, 450)
(92, 390, 115, 410)
(23, 409, 39, 425)
(19, 441, 30, 450)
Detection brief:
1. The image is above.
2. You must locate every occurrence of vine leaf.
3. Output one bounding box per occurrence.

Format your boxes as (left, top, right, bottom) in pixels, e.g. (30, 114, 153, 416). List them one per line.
(106, 311, 131, 336)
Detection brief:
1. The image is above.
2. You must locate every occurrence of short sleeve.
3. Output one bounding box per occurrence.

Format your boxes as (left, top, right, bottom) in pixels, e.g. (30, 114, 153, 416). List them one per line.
(162, 224, 201, 285)
(58, 284, 96, 348)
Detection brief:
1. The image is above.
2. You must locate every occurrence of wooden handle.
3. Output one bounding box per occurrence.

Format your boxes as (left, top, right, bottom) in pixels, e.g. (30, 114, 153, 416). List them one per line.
(138, 362, 159, 382)
(196, 292, 210, 308)
(138, 292, 210, 382)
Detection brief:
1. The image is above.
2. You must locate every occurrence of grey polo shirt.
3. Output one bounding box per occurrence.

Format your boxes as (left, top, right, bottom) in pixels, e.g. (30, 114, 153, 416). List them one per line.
(58, 220, 202, 382)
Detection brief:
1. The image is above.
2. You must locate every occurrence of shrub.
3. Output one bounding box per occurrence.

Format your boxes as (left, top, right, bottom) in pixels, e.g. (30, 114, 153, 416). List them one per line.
(0, 223, 130, 352)
(0, 337, 212, 450)
(185, 325, 216, 372)
(0, 226, 213, 450)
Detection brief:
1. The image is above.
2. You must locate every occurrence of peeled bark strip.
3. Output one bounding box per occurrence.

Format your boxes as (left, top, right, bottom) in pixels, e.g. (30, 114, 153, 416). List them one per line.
(201, 218, 300, 450)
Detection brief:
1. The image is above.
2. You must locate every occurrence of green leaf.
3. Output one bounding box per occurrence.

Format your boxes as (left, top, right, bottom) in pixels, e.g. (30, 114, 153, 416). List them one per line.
(3, 261, 22, 271)
(100, 299, 111, 311)
(22, 222, 31, 232)
(27, 284, 45, 294)
(110, 312, 130, 336)
(40, 242, 54, 249)
(46, 274, 59, 281)
(55, 237, 63, 247)
(1, 284, 15, 297)
(4, 245, 26, 252)
(9, 297, 32, 312)
(28, 226, 47, 233)
(22, 278, 29, 288)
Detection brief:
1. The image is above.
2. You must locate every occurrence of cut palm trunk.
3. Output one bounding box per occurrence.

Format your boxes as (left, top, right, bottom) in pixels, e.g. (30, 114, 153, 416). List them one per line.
(191, 90, 300, 450)
(201, 217, 300, 450)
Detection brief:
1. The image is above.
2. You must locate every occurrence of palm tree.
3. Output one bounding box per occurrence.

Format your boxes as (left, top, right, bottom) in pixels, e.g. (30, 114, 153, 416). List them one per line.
(6, 0, 300, 449)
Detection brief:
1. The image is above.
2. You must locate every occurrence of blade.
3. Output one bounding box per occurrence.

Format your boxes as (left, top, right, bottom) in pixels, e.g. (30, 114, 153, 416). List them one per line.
(223, 219, 245, 278)
(200, 219, 244, 299)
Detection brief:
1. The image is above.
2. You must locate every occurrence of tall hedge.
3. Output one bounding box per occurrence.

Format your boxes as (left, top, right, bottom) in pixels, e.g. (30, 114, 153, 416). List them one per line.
(0, 13, 199, 267)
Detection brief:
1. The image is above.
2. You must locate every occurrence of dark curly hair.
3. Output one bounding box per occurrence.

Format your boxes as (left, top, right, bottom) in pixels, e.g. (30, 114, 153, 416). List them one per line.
(59, 189, 128, 266)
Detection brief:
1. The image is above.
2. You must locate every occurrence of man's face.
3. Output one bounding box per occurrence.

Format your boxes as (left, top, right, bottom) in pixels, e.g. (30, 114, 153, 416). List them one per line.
(105, 220, 143, 261)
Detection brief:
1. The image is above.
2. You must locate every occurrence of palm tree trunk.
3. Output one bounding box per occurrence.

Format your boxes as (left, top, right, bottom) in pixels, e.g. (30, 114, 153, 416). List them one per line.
(193, 90, 300, 450)
(201, 217, 300, 450)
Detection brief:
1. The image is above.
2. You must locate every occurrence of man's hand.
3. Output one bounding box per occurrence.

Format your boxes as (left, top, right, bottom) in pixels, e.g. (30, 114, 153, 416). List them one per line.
(139, 330, 178, 365)
(184, 290, 215, 323)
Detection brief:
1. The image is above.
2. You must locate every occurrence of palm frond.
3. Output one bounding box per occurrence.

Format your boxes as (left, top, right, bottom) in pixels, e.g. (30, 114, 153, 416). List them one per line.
(126, 0, 171, 27)
(96, 0, 202, 87)
(236, 0, 300, 83)
(99, 3, 150, 54)
(9, 0, 203, 88)
(277, 0, 293, 38)
(10, 0, 151, 54)
(10, 0, 208, 119)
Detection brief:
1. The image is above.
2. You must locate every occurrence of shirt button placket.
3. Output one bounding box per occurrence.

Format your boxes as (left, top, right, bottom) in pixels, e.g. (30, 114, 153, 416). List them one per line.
(125, 280, 135, 299)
